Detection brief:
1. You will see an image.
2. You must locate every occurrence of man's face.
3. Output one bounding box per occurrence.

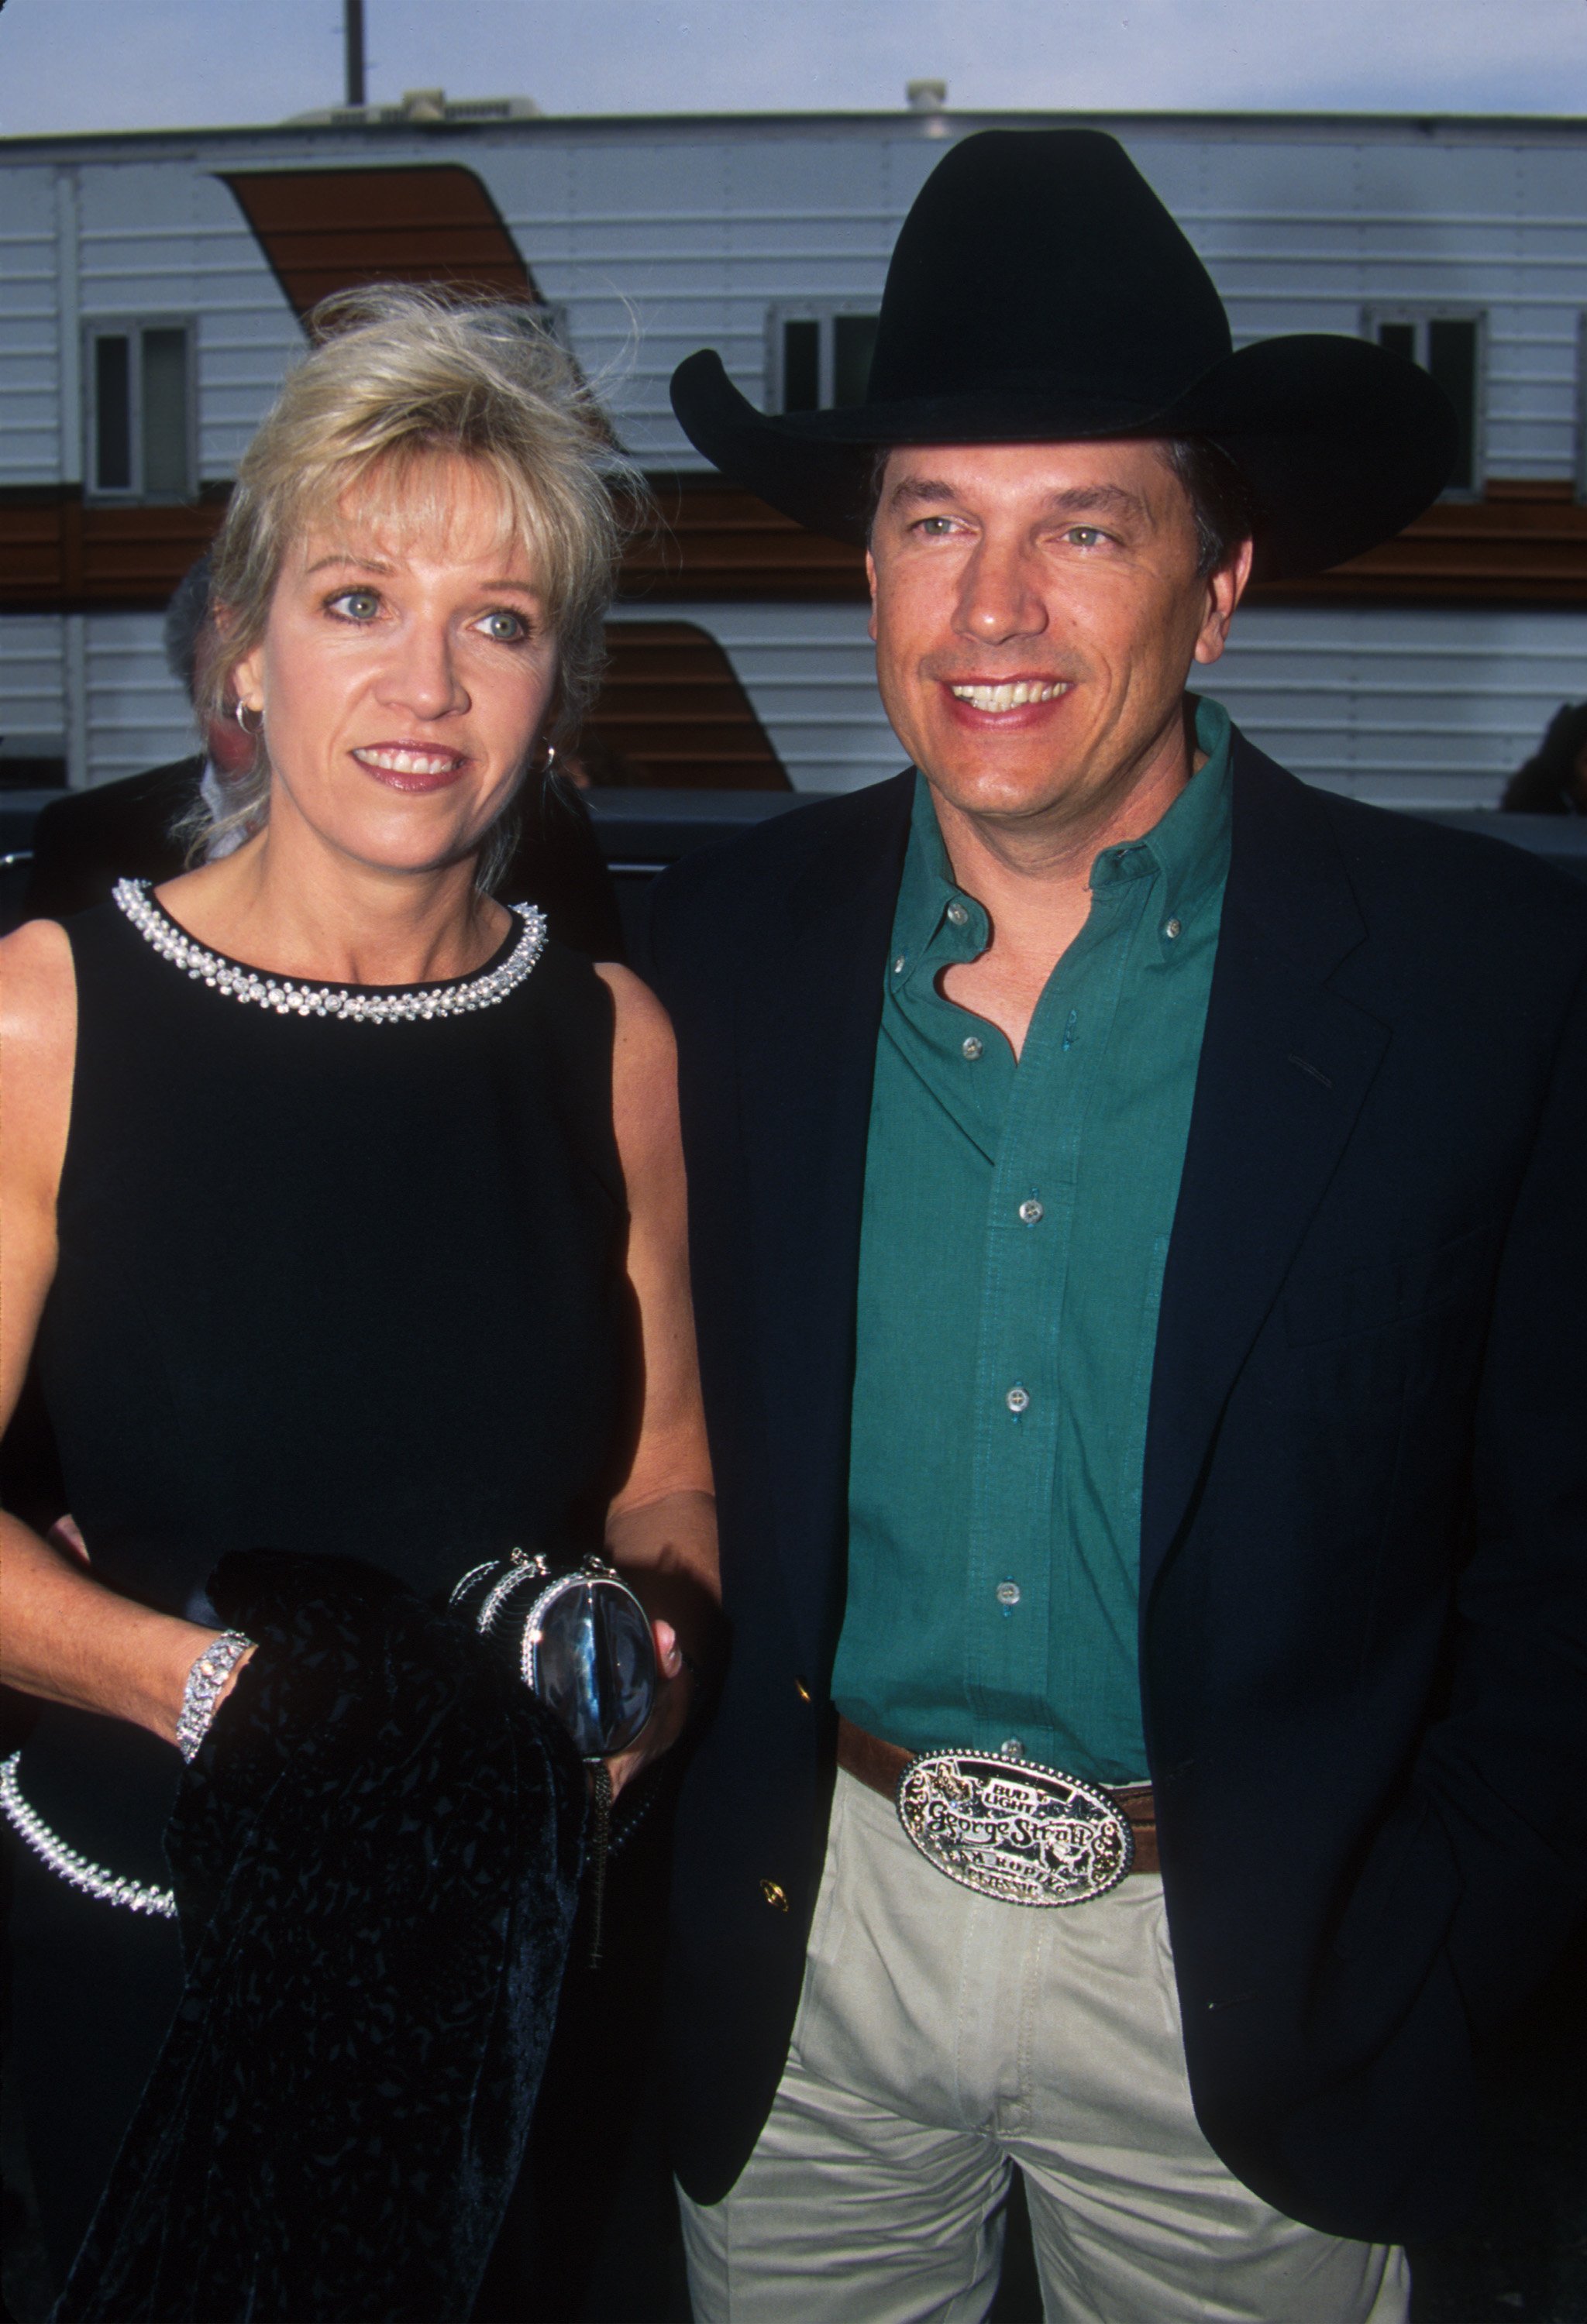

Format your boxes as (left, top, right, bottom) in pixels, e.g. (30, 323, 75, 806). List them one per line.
(866, 439, 1248, 837)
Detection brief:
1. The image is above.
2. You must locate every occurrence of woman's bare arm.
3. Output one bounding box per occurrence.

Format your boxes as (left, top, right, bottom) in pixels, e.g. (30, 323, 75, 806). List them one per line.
(594, 962, 719, 1792)
(0, 920, 243, 1745)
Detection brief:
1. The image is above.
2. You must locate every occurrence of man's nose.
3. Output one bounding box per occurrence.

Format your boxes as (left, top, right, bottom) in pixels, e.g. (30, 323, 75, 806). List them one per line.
(955, 537, 1048, 647)
(379, 622, 469, 720)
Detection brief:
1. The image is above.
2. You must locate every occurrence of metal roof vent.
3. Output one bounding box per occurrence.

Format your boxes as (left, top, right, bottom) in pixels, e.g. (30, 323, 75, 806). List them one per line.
(907, 81, 947, 112)
(402, 88, 447, 122)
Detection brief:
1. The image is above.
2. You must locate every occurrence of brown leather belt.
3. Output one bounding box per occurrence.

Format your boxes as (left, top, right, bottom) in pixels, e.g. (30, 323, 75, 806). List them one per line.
(837, 1714, 1159, 1876)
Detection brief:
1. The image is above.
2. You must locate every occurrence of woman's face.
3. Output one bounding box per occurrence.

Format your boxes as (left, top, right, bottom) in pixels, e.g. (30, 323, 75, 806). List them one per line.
(230, 452, 559, 876)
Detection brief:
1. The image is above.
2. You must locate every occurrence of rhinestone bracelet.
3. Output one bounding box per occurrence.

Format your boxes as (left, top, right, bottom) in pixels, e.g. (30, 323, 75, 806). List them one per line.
(0, 1752, 177, 1919)
(175, 1629, 256, 1763)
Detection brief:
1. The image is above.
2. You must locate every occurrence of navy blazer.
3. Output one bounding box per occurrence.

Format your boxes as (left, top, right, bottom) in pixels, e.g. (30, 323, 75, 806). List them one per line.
(639, 731, 1587, 2240)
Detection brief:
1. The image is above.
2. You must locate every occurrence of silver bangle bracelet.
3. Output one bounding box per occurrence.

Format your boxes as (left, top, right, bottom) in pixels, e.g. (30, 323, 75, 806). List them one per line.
(175, 1628, 255, 1763)
(0, 1751, 177, 1919)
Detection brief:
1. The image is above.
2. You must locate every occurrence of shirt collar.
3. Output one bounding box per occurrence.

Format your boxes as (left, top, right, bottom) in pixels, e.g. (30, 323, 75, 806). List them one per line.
(893, 693, 1234, 984)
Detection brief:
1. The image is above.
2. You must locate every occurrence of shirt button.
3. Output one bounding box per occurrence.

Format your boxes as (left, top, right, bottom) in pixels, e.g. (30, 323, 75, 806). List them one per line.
(1018, 1198, 1044, 1225)
(1000, 1737, 1024, 1760)
(945, 900, 969, 927)
(760, 1879, 790, 1912)
(962, 1036, 983, 1061)
(996, 1580, 1021, 1607)
(1005, 1386, 1030, 1415)
(1163, 917, 1183, 940)
(893, 955, 907, 975)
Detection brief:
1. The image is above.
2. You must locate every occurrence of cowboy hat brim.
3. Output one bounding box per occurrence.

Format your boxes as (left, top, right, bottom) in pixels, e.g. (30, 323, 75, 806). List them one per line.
(670, 332, 1459, 581)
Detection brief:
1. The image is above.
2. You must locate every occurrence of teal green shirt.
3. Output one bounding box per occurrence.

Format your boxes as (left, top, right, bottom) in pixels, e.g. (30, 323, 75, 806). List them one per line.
(831, 697, 1234, 1785)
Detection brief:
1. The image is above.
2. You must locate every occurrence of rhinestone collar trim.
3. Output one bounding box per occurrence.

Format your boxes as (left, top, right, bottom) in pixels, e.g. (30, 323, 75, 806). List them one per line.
(112, 878, 547, 1024)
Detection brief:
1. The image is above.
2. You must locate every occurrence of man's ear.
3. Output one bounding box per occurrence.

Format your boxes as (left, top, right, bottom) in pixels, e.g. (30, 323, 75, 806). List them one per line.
(866, 547, 879, 644)
(1193, 538, 1254, 668)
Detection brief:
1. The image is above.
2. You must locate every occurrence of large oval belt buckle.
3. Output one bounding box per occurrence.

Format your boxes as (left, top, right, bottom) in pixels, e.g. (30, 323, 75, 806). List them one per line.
(897, 1749, 1134, 1907)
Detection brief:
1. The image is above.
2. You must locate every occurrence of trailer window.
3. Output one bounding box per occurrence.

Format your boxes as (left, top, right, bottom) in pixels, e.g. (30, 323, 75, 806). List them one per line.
(1364, 308, 1484, 497)
(86, 321, 195, 500)
(769, 308, 880, 414)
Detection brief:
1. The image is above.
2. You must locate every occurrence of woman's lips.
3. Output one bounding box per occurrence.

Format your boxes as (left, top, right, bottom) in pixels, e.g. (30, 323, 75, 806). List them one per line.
(350, 744, 472, 792)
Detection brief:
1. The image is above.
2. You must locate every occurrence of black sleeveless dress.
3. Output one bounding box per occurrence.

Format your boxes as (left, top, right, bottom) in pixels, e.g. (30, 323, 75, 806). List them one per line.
(6, 882, 631, 2285)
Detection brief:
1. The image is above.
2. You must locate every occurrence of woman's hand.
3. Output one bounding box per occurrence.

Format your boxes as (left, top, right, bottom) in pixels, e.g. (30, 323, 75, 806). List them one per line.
(0, 1508, 253, 1748)
(603, 1617, 690, 1800)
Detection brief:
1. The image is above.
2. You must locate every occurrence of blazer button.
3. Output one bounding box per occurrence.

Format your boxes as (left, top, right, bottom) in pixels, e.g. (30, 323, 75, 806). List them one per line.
(760, 1879, 790, 1913)
(794, 1676, 812, 1703)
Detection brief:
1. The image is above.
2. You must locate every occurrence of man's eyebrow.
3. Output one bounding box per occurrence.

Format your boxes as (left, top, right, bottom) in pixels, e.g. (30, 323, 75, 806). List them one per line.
(885, 476, 1152, 521)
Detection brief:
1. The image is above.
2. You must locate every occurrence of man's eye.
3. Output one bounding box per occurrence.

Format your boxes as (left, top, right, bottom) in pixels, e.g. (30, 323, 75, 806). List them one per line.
(327, 590, 381, 621)
(915, 516, 962, 537)
(478, 610, 530, 644)
(1064, 527, 1109, 548)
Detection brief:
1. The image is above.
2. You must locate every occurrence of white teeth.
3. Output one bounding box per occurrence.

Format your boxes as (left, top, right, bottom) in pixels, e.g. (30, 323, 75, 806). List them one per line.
(949, 681, 1067, 713)
(354, 747, 463, 775)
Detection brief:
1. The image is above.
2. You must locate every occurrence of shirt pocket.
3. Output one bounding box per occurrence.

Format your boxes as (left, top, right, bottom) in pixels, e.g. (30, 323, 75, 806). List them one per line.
(1281, 1225, 1490, 1350)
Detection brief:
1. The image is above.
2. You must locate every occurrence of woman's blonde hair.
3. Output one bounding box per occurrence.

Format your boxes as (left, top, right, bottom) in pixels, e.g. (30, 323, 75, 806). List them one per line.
(191, 284, 645, 870)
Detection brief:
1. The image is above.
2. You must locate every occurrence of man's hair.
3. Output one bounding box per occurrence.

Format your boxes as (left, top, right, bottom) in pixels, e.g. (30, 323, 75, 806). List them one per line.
(864, 435, 1261, 578)
(194, 284, 647, 876)
(163, 553, 214, 703)
(1501, 700, 1587, 813)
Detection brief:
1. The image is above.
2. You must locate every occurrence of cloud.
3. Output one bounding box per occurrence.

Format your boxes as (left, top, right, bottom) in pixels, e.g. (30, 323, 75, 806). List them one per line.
(2, 0, 1584, 138)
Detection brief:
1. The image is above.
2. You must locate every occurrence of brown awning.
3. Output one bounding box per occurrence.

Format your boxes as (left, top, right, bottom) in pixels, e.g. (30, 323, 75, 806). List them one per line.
(218, 165, 540, 319)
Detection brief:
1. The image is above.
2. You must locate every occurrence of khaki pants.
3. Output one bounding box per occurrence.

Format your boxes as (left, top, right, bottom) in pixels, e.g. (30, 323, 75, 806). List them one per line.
(680, 1769, 1410, 2324)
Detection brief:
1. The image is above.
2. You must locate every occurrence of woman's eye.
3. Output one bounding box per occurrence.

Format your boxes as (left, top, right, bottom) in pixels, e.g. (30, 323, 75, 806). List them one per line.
(478, 610, 530, 644)
(327, 590, 381, 621)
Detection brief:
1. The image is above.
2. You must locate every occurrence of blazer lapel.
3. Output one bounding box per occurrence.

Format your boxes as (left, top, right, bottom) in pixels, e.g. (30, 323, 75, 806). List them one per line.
(742, 775, 914, 1680)
(1141, 742, 1392, 1607)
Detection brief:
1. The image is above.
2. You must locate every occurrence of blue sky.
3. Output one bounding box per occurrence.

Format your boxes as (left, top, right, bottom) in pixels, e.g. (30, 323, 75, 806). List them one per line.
(1, 0, 1585, 137)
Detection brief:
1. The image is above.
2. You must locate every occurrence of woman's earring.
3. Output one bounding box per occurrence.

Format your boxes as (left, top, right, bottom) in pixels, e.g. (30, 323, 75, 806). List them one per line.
(542, 744, 557, 776)
(234, 701, 263, 735)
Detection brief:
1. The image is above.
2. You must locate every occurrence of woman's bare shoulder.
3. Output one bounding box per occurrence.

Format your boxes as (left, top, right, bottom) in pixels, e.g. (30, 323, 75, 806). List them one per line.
(592, 962, 680, 1169)
(0, 918, 77, 1051)
(1, 918, 77, 1216)
(593, 960, 675, 1054)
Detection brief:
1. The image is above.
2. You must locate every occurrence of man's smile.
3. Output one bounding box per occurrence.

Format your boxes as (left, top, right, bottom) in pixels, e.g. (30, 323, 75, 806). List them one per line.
(947, 680, 1072, 713)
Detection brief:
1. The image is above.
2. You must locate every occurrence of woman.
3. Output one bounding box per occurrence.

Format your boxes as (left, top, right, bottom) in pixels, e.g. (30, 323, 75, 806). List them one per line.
(0, 287, 717, 2320)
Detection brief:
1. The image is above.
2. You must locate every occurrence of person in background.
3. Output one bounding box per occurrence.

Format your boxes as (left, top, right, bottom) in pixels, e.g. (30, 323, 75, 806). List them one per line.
(23, 560, 625, 959)
(1501, 700, 1587, 814)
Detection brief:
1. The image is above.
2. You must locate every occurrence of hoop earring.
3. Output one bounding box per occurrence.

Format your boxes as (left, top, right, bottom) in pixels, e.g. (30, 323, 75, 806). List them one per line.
(234, 702, 263, 735)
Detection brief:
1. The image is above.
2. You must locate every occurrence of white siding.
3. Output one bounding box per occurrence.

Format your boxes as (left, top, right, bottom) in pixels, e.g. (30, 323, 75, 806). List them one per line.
(82, 612, 194, 786)
(5, 111, 1580, 478)
(75, 158, 301, 483)
(0, 166, 61, 483)
(0, 614, 66, 759)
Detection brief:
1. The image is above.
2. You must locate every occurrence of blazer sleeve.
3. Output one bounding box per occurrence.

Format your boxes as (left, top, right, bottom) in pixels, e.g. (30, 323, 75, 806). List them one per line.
(1418, 951, 1587, 2022)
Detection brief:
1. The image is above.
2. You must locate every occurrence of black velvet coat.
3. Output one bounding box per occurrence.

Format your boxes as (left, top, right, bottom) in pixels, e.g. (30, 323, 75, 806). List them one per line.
(637, 731, 1587, 2241)
(55, 1552, 586, 2324)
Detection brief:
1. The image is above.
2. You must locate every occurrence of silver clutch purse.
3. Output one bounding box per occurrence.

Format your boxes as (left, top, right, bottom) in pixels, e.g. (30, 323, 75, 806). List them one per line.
(449, 1547, 657, 1758)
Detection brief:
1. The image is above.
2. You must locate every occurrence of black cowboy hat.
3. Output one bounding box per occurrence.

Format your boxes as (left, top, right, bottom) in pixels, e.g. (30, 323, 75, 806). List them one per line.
(670, 129, 1458, 578)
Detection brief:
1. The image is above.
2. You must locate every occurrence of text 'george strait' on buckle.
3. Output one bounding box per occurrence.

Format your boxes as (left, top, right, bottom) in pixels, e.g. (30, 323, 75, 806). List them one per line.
(897, 1747, 1134, 1906)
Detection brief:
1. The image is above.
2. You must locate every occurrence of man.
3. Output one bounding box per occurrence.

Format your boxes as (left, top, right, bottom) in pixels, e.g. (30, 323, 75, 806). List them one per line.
(22, 557, 251, 920)
(638, 130, 1587, 2322)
